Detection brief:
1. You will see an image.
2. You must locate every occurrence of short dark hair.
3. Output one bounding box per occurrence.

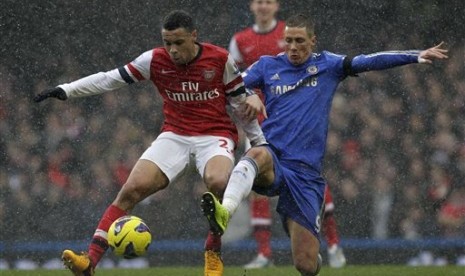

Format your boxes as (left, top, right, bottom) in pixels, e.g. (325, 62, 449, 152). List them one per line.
(162, 10, 196, 32)
(286, 14, 315, 36)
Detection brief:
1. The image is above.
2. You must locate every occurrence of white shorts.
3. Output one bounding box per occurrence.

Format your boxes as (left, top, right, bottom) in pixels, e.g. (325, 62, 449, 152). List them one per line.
(140, 132, 235, 182)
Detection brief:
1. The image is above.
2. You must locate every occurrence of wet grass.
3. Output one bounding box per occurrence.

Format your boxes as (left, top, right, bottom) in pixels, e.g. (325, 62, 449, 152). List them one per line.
(2, 265, 465, 275)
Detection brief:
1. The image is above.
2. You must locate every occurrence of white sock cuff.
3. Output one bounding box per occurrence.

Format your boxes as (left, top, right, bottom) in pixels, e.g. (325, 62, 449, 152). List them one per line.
(240, 156, 259, 175)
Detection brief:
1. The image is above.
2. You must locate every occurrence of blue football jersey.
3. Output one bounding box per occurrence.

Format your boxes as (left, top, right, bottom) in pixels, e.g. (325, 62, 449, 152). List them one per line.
(243, 50, 419, 173)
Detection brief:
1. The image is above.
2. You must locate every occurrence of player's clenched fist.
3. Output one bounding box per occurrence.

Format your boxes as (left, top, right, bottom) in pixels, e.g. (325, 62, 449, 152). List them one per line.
(33, 87, 67, 102)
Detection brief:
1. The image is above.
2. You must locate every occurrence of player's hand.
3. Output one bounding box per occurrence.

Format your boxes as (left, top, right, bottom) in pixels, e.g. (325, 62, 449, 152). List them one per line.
(244, 94, 267, 121)
(418, 41, 448, 64)
(33, 87, 67, 102)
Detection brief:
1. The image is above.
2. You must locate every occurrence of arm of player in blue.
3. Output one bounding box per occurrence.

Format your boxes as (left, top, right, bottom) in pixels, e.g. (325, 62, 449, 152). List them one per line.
(351, 50, 421, 74)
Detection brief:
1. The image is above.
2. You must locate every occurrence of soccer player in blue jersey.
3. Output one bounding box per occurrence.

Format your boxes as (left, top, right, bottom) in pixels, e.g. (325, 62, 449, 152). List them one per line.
(201, 14, 448, 275)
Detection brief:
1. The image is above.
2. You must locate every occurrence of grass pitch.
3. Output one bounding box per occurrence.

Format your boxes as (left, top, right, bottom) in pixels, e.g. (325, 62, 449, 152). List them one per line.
(1, 265, 465, 276)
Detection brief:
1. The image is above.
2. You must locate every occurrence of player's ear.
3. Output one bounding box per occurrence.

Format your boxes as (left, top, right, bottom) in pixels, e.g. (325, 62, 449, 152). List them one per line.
(249, 0, 255, 12)
(310, 35, 317, 46)
(191, 29, 198, 41)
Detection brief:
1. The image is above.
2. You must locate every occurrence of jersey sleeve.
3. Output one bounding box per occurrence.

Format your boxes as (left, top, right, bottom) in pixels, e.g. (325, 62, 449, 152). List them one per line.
(58, 68, 129, 98)
(228, 36, 243, 66)
(241, 59, 264, 90)
(123, 50, 153, 82)
(223, 54, 245, 96)
(320, 51, 347, 79)
(350, 50, 420, 74)
(58, 50, 154, 98)
(224, 54, 266, 146)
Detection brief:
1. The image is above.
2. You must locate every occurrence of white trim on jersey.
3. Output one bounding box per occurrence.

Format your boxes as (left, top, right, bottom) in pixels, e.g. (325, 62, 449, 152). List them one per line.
(223, 54, 242, 92)
(228, 37, 243, 64)
(127, 50, 153, 80)
(363, 50, 420, 58)
(252, 19, 278, 34)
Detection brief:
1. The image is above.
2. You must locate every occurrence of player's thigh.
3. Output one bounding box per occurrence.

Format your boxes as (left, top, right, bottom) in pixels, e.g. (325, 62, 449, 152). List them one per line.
(287, 218, 321, 273)
(203, 155, 234, 194)
(195, 135, 235, 193)
(115, 159, 168, 209)
(125, 159, 168, 192)
(140, 132, 191, 182)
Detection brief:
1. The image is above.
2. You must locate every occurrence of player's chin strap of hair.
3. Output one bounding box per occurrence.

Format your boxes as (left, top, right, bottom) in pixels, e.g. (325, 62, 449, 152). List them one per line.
(343, 55, 358, 77)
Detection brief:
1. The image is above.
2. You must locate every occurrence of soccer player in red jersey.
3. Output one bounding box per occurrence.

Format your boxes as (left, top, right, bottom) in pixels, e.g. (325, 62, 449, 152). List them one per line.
(229, 0, 286, 71)
(229, 0, 345, 269)
(34, 10, 265, 276)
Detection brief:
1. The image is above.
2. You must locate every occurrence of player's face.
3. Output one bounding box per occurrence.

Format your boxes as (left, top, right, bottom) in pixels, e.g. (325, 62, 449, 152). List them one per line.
(284, 26, 316, 66)
(162, 28, 198, 65)
(250, 0, 279, 23)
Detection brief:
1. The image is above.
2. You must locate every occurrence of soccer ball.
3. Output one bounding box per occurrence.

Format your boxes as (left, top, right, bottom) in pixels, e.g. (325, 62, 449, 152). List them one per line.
(108, 215, 152, 259)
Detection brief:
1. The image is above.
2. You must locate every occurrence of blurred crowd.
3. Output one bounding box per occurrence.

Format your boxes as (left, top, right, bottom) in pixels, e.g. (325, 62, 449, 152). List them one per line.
(1, 0, 465, 266)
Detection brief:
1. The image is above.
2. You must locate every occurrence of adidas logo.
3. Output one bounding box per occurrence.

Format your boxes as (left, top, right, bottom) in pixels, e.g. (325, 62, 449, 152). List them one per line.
(270, 73, 280, 80)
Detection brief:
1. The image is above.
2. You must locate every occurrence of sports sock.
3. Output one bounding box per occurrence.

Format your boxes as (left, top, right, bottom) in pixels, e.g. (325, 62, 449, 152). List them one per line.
(88, 204, 127, 267)
(204, 231, 222, 252)
(251, 197, 272, 257)
(254, 226, 272, 258)
(322, 213, 340, 247)
(222, 157, 257, 215)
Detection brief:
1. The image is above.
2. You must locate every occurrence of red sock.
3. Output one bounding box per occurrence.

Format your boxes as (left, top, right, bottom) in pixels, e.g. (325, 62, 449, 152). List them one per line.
(88, 205, 127, 267)
(204, 231, 222, 252)
(254, 226, 272, 258)
(251, 197, 272, 258)
(252, 197, 271, 218)
(323, 213, 340, 247)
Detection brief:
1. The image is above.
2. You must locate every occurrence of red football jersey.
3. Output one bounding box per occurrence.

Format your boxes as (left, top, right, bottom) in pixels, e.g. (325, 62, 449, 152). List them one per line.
(230, 21, 286, 123)
(126, 43, 243, 143)
(231, 20, 286, 69)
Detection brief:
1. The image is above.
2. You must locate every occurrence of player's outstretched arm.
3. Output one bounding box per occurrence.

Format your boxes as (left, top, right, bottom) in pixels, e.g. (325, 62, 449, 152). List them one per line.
(418, 41, 449, 64)
(33, 68, 133, 103)
(33, 87, 67, 102)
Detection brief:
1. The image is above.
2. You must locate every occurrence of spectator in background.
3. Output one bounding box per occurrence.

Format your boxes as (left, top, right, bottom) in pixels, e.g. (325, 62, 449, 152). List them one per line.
(437, 183, 465, 264)
(437, 184, 465, 237)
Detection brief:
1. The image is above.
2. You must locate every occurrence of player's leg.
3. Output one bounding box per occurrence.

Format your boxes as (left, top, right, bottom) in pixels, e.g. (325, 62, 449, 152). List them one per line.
(196, 136, 235, 276)
(200, 145, 274, 276)
(62, 160, 168, 275)
(244, 193, 273, 269)
(201, 147, 274, 275)
(63, 133, 189, 275)
(288, 219, 321, 276)
(322, 184, 346, 268)
(202, 155, 234, 276)
(221, 145, 275, 217)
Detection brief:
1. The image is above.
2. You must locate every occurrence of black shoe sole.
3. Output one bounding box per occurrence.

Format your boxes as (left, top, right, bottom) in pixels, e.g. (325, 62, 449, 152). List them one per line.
(201, 193, 224, 235)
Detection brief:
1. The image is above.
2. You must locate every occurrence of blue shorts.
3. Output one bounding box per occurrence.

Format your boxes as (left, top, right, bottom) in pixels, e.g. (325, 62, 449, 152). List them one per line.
(252, 145, 326, 238)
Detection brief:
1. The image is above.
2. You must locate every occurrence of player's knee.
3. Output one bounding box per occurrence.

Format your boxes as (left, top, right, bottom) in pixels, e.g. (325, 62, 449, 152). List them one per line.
(246, 146, 267, 160)
(204, 172, 228, 195)
(245, 147, 270, 168)
(116, 180, 165, 208)
(294, 256, 320, 276)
